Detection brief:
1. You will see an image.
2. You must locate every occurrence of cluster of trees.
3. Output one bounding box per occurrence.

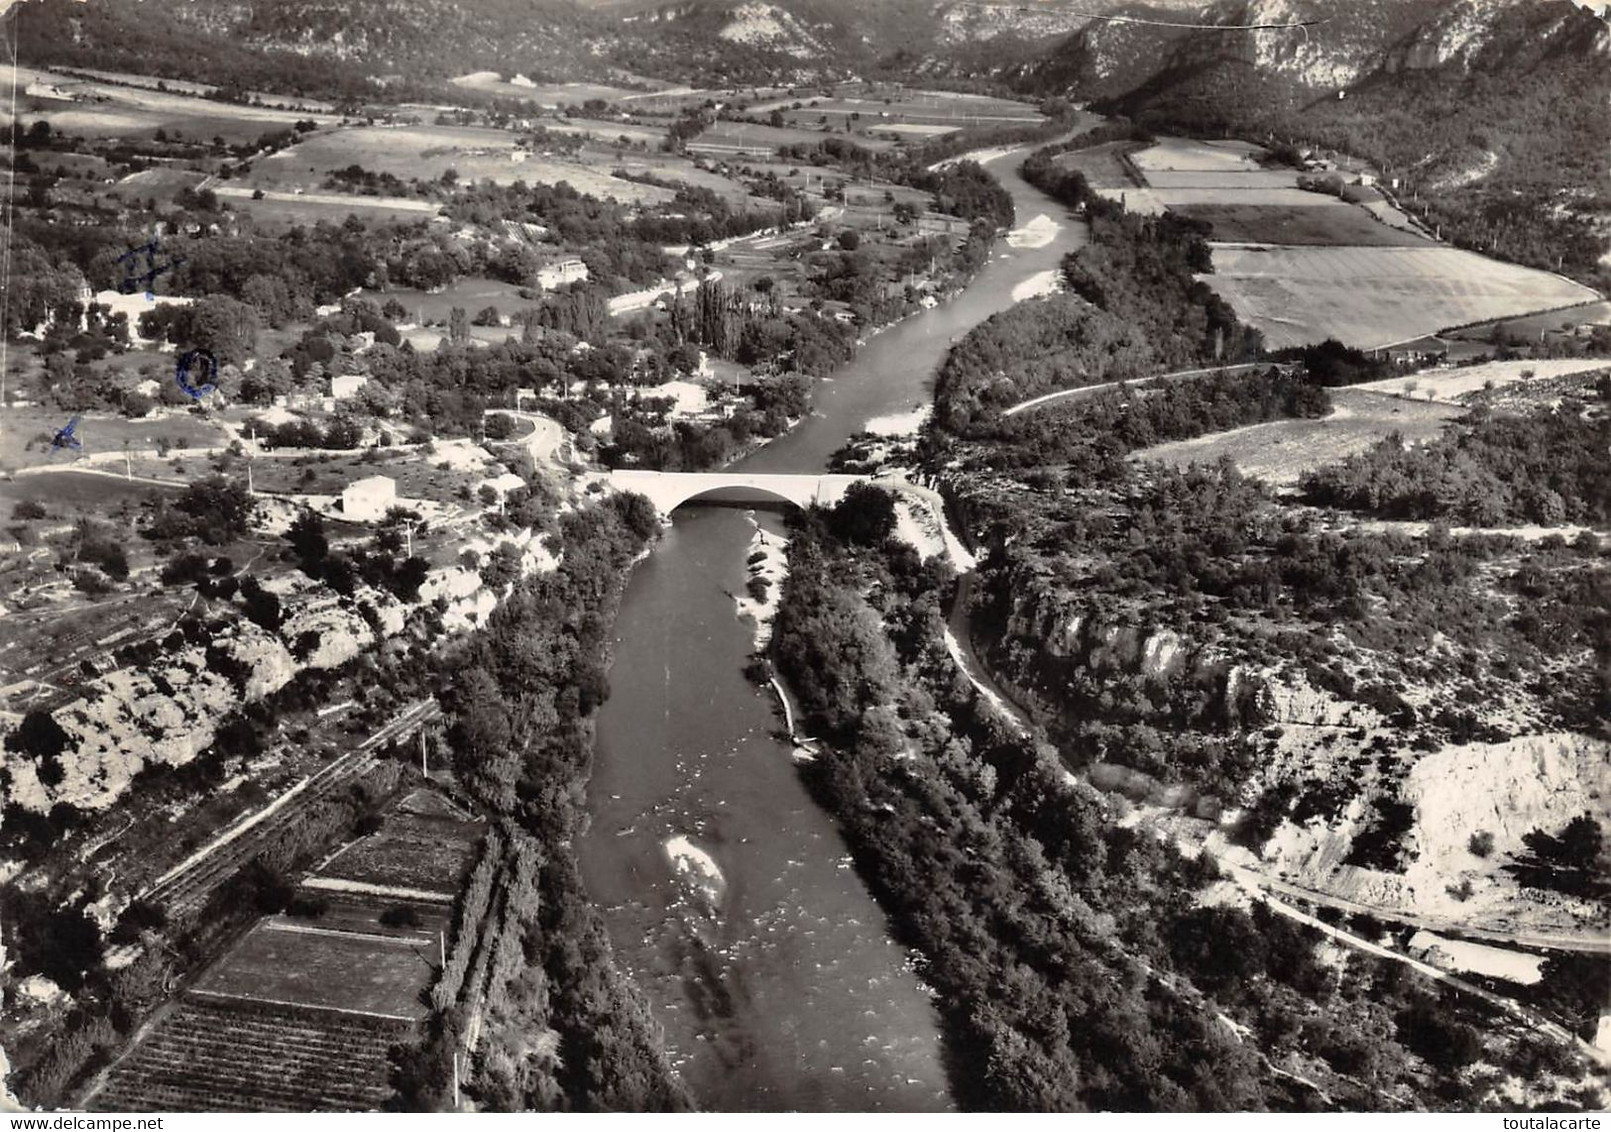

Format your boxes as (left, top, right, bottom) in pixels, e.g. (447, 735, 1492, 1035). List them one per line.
(137, 294, 260, 366)
(665, 278, 857, 376)
(1301, 400, 1611, 527)
(959, 366, 1331, 477)
(286, 510, 430, 603)
(1508, 813, 1608, 900)
(145, 476, 256, 545)
(441, 179, 723, 289)
(768, 492, 1560, 1110)
(253, 415, 365, 450)
(934, 158, 1262, 433)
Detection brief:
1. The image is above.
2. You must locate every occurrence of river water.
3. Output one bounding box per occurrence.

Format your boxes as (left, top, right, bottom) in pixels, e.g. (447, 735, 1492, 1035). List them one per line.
(576, 150, 1090, 1111)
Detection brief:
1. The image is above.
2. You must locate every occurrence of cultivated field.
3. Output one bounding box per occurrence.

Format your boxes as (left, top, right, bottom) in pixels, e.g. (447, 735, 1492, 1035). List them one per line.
(276, 894, 453, 941)
(1051, 141, 1141, 191)
(90, 997, 406, 1112)
(195, 922, 436, 1019)
(1174, 203, 1429, 247)
(1144, 168, 1305, 189)
(243, 443, 493, 505)
(212, 185, 440, 228)
(1200, 246, 1600, 350)
(111, 166, 211, 205)
(541, 117, 667, 147)
(1446, 299, 1611, 341)
(1133, 389, 1461, 487)
(1129, 137, 1265, 172)
(763, 89, 1042, 132)
(691, 119, 871, 154)
(605, 154, 762, 204)
(449, 72, 647, 106)
(0, 406, 229, 471)
(54, 67, 337, 112)
(0, 64, 339, 144)
(250, 125, 674, 202)
(1351, 357, 1611, 403)
(315, 806, 483, 895)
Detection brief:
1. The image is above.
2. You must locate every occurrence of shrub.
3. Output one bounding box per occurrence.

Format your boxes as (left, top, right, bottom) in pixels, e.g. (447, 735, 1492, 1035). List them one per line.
(380, 904, 423, 928)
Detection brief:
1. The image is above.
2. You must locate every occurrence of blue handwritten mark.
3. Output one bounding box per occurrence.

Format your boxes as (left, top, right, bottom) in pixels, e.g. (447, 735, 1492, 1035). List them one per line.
(118, 239, 186, 297)
(49, 416, 84, 456)
(176, 350, 219, 400)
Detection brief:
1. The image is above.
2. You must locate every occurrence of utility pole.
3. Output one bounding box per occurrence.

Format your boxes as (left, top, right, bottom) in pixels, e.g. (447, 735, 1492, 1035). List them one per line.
(420, 729, 428, 776)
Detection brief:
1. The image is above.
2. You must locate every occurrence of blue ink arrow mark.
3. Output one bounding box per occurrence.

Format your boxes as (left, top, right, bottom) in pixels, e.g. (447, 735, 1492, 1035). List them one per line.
(49, 416, 84, 456)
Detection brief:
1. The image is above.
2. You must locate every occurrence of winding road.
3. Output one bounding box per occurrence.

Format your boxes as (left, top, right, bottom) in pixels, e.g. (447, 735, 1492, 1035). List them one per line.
(1001, 361, 1276, 417)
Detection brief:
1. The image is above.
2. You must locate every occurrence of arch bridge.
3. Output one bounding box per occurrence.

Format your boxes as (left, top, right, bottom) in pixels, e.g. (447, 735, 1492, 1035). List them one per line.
(607, 470, 872, 515)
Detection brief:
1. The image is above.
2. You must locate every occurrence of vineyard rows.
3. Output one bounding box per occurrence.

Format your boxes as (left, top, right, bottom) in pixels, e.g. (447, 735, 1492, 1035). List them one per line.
(91, 996, 408, 1112)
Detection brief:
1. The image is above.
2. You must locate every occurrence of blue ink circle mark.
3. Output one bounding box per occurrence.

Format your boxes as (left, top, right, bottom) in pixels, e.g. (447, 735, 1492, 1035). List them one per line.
(176, 349, 219, 400)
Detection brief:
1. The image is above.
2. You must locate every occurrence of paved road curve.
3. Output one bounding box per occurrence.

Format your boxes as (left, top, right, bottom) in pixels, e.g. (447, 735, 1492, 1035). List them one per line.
(1001, 361, 1275, 417)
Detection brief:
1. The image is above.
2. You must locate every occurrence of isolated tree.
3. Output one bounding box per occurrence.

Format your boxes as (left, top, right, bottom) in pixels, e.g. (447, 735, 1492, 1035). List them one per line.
(828, 483, 896, 546)
(448, 306, 470, 345)
(186, 295, 260, 366)
(287, 510, 330, 574)
(7, 710, 70, 760)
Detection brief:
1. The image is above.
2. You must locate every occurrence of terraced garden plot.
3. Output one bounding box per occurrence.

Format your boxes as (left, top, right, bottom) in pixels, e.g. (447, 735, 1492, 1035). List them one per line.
(275, 895, 454, 941)
(1132, 389, 1461, 487)
(195, 921, 435, 1019)
(1050, 142, 1141, 191)
(314, 822, 481, 894)
(1174, 203, 1429, 247)
(1200, 246, 1600, 351)
(90, 996, 406, 1112)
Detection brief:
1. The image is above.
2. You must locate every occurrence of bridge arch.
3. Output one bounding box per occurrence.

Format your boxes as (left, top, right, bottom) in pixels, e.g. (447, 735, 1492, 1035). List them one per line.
(607, 471, 864, 517)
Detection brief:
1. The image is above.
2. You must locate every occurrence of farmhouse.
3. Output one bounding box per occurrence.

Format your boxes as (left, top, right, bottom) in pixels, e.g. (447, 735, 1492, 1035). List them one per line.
(537, 258, 590, 289)
(342, 475, 397, 521)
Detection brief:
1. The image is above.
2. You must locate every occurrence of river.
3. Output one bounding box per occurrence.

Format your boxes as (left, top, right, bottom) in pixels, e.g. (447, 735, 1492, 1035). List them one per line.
(575, 149, 1090, 1111)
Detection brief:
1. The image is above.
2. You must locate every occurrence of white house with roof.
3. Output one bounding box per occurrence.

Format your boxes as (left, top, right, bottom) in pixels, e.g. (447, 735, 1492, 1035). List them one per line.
(537, 258, 589, 290)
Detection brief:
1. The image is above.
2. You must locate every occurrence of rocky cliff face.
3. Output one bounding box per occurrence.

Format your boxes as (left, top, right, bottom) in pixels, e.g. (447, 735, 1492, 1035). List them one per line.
(996, 581, 1257, 729)
(1017, 0, 1606, 100)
